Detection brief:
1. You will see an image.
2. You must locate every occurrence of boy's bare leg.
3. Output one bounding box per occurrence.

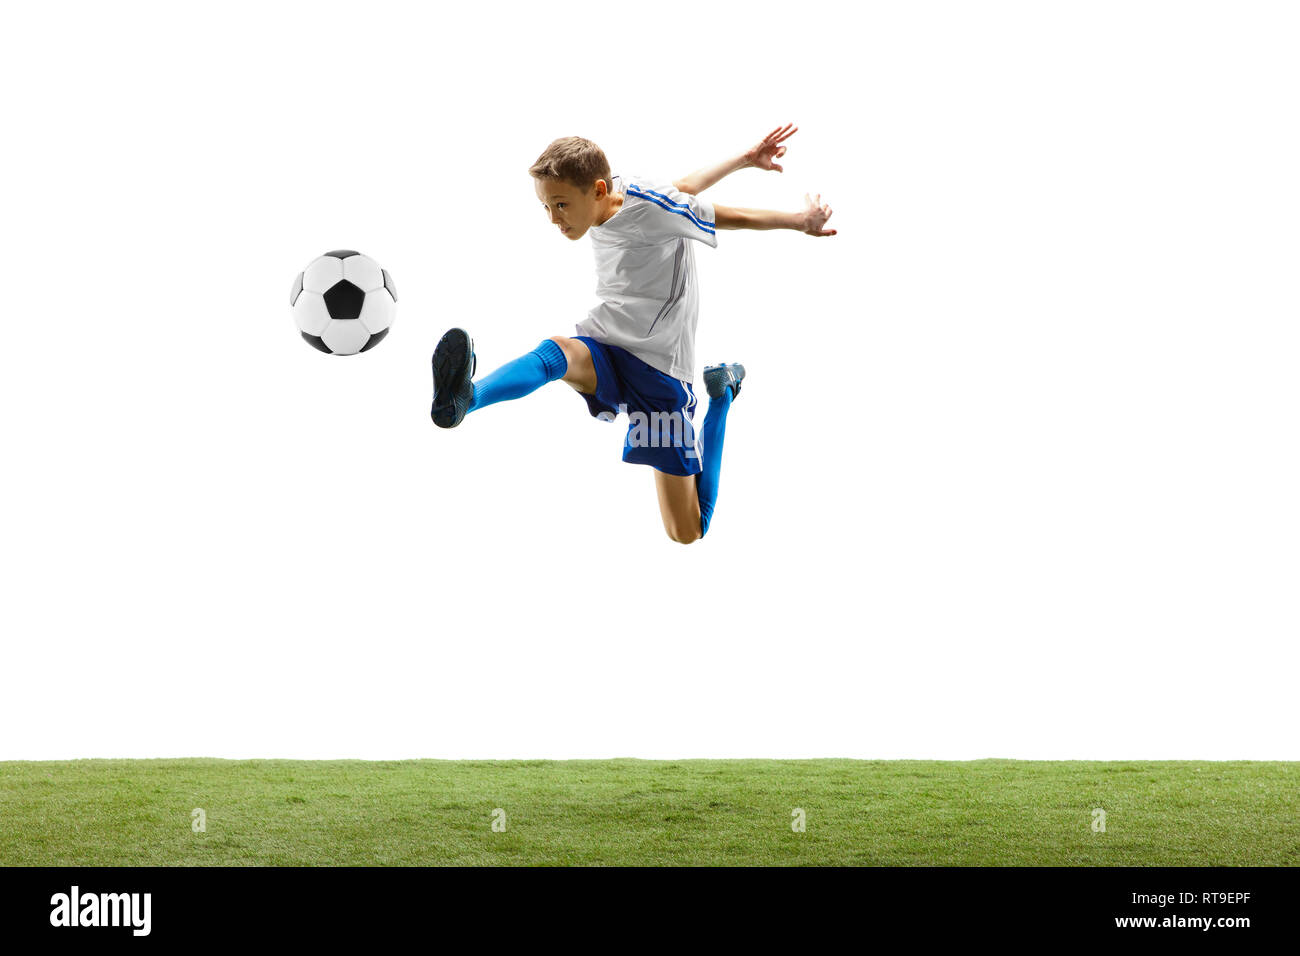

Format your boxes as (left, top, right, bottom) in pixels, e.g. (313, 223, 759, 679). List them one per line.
(655, 364, 745, 543)
(549, 336, 597, 393)
(549, 336, 703, 544)
(654, 471, 702, 544)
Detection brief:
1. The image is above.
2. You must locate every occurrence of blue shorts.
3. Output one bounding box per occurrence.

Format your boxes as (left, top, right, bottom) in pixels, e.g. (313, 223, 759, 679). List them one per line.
(573, 336, 701, 476)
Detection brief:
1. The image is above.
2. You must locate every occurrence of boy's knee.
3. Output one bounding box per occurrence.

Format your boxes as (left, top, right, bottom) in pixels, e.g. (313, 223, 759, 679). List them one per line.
(549, 335, 595, 392)
(547, 336, 577, 367)
(665, 521, 701, 545)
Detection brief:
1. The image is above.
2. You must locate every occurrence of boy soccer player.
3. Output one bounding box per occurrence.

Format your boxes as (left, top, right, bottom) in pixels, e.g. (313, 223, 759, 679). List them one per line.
(431, 124, 836, 543)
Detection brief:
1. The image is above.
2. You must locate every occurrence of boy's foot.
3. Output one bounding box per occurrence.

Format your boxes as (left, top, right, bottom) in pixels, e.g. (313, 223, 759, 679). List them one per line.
(703, 363, 746, 400)
(431, 328, 477, 428)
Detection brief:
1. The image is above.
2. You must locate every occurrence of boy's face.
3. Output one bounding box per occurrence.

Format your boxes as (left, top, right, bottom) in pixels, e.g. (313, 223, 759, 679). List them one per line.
(534, 177, 608, 241)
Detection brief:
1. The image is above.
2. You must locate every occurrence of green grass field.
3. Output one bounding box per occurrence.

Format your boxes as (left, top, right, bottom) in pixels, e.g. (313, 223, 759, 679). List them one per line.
(1, 759, 1295, 866)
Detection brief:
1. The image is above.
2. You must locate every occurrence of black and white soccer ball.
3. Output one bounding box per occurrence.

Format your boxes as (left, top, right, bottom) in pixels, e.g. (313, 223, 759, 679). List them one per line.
(290, 250, 397, 355)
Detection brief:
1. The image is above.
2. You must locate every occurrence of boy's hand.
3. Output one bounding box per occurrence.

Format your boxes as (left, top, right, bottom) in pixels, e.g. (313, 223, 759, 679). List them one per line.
(744, 123, 797, 172)
(802, 193, 837, 236)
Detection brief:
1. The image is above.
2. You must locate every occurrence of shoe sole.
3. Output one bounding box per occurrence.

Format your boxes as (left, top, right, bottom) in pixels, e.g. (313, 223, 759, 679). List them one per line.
(431, 328, 475, 428)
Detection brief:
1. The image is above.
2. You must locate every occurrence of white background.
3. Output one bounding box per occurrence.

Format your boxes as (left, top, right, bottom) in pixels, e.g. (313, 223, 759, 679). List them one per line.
(2, 1, 1296, 759)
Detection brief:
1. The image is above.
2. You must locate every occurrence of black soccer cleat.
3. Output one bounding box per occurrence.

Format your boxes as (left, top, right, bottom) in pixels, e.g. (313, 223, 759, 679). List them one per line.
(431, 327, 477, 428)
(703, 362, 746, 400)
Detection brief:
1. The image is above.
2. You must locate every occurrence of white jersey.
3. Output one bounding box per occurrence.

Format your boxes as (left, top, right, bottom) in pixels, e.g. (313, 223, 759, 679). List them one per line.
(575, 173, 718, 382)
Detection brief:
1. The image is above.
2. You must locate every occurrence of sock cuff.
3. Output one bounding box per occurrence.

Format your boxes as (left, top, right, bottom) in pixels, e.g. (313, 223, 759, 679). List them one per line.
(531, 339, 568, 381)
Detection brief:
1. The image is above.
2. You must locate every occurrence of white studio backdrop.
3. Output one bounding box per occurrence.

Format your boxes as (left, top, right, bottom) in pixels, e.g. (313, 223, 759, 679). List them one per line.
(1, 1, 1296, 759)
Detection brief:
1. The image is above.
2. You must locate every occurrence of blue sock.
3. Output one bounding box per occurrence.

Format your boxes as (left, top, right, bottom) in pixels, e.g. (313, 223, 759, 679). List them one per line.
(468, 339, 568, 413)
(695, 387, 733, 537)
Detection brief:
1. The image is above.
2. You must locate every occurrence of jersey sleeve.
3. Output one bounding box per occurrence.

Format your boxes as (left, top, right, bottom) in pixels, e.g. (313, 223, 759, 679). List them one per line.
(625, 178, 718, 248)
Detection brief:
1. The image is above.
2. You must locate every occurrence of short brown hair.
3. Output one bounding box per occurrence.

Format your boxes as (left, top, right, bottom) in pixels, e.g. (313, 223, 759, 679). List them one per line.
(528, 136, 611, 193)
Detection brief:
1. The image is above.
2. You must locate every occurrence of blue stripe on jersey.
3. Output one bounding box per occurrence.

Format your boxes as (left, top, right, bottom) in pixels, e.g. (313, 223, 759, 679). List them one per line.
(627, 184, 717, 235)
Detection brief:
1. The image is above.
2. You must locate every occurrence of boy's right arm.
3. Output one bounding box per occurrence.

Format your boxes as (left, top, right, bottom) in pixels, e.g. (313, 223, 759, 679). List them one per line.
(673, 123, 798, 195)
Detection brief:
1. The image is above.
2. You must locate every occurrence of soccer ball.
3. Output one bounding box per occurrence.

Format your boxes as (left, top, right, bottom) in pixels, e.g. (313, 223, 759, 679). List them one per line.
(290, 250, 397, 355)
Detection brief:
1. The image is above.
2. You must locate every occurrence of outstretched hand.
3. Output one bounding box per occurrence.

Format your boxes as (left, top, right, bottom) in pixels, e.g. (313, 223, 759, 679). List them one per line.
(745, 123, 797, 172)
(802, 193, 837, 237)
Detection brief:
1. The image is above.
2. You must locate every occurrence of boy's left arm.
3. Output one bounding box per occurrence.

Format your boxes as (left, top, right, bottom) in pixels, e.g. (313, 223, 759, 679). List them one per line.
(673, 123, 797, 195)
(715, 192, 837, 237)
